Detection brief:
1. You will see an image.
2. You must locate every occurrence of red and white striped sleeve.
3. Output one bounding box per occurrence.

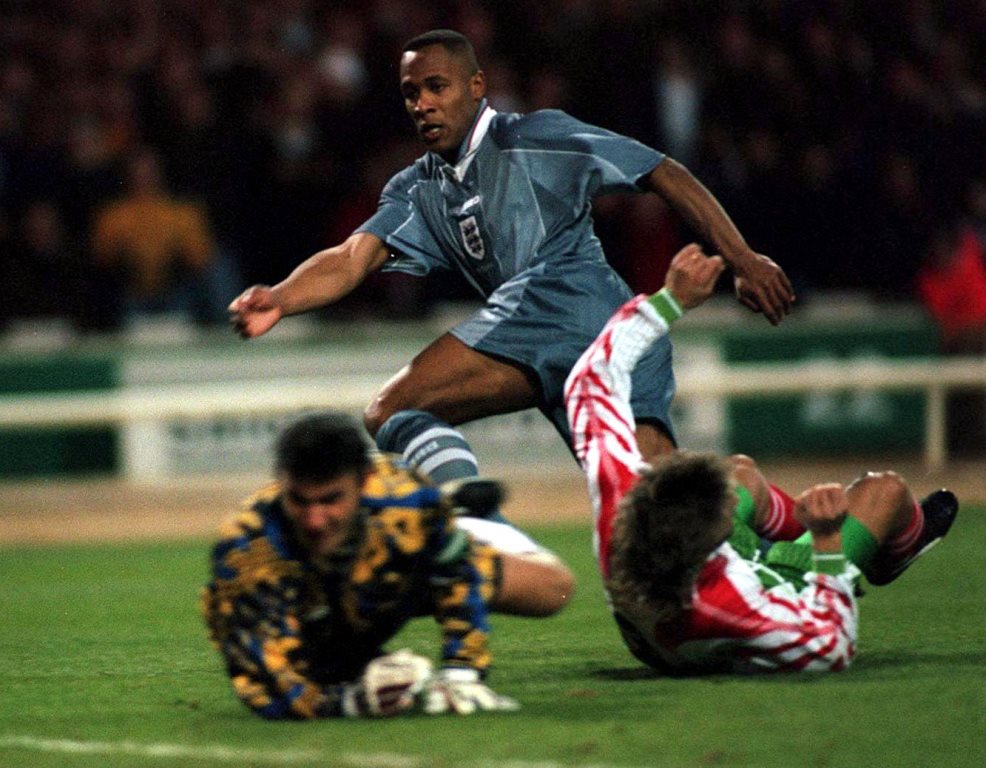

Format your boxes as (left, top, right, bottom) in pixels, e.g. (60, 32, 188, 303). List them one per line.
(563, 294, 670, 576)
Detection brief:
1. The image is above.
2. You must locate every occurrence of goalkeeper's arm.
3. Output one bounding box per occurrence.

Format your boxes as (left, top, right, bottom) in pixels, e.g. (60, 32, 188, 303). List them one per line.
(209, 588, 432, 719)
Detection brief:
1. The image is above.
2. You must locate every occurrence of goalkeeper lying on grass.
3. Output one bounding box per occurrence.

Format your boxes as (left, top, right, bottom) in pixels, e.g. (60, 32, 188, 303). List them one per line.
(201, 411, 573, 718)
(565, 244, 959, 673)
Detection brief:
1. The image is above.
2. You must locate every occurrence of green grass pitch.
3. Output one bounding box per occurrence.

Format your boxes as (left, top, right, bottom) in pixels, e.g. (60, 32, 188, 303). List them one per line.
(1, 510, 984, 768)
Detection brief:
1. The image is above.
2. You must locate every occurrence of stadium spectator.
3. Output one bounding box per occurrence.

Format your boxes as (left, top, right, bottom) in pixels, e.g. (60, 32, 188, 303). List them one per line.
(859, 150, 934, 299)
(918, 225, 986, 349)
(917, 178, 986, 454)
(565, 243, 960, 673)
(645, 34, 703, 168)
(229, 29, 793, 476)
(3, 199, 89, 329)
(90, 146, 237, 327)
(201, 410, 573, 718)
(0, 1, 984, 325)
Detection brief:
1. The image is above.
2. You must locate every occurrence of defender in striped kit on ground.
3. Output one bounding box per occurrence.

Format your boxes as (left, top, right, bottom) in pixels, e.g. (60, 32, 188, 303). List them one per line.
(564, 244, 959, 673)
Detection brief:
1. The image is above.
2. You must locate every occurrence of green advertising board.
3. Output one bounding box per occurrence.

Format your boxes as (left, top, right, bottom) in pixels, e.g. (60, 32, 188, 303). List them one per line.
(0, 306, 943, 478)
(720, 314, 938, 457)
(0, 356, 118, 477)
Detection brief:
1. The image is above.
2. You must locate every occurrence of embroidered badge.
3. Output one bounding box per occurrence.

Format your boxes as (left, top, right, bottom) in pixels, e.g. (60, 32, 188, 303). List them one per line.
(458, 215, 485, 260)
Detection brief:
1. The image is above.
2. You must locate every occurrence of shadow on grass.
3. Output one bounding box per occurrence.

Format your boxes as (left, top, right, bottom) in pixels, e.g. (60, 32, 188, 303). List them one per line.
(591, 647, 986, 682)
(855, 649, 986, 671)
(591, 667, 662, 681)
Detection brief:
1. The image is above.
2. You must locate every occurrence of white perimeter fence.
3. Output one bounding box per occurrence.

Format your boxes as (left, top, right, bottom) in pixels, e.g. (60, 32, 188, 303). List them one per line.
(1, 356, 984, 476)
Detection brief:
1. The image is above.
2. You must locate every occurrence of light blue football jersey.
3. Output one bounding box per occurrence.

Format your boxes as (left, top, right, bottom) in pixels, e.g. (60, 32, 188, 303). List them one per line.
(359, 102, 664, 295)
(357, 101, 676, 445)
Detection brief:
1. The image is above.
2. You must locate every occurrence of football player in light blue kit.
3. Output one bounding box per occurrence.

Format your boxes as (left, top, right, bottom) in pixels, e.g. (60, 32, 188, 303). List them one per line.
(230, 30, 794, 493)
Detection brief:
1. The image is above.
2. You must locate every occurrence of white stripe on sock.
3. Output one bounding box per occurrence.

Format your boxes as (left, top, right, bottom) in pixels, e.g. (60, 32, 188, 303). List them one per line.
(403, 426, 466, 457)
(417, 448, 478, 478)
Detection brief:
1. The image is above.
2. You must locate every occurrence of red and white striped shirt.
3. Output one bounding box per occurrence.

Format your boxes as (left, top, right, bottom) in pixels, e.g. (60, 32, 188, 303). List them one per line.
(563, 295, 858, 673)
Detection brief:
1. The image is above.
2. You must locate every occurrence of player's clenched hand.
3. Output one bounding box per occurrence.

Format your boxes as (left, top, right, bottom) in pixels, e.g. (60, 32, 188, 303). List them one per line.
(732, 252, 795, 326)
(794, 483, 848, 533)
(794, 483, 847, 553)
(422, 668, 519, 715)
(665, 244, 726, 310)
(228, 285, 284, 339)
(347, 649, 433, 717)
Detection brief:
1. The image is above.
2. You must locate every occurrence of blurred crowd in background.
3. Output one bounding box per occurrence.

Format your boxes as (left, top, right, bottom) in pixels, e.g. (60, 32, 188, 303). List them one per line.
(1, 0, 985, 345)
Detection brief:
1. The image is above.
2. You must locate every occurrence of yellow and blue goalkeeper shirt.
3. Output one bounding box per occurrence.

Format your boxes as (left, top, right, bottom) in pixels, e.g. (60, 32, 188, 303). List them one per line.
(201, 454, 500, 718)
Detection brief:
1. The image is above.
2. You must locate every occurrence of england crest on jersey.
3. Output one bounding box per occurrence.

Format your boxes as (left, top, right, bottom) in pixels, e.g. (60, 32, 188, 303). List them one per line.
(458, 215, 485, 260)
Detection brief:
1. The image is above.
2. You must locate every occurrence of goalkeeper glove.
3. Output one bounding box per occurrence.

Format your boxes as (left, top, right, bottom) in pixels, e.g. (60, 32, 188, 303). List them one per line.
(422, 668, 519, 715)
(342, 649, 433, 717)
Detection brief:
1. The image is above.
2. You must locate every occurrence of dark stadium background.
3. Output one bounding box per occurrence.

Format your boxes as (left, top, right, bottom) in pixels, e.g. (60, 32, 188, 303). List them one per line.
(1, 0, 983, 325)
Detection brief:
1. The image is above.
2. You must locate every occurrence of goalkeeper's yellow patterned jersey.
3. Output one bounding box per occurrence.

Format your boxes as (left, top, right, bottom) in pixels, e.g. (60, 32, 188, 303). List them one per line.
(201, 453, 500, 719)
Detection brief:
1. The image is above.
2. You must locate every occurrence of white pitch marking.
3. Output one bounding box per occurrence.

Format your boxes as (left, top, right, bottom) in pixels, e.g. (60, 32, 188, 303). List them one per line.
(0, 735, 647, 768)
(0, 736, 320, 764)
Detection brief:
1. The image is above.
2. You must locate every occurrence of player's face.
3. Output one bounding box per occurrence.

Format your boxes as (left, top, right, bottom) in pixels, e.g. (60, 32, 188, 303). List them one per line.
(281, 471, 364, 559)
(400, 44, 486, 162)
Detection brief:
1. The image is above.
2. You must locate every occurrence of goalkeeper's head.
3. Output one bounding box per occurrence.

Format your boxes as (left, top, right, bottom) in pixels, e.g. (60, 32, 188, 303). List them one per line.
(274, 411, 373, 559)
(275, 411, 371, 483)
(607, 452, 736, 622)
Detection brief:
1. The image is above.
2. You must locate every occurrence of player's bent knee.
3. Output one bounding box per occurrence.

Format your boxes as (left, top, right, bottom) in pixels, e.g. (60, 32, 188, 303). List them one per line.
(876, 470, 909, 507)
(362, 401, 389, 437)
(853, 470, 907, 497)
(364, 399, 423, 437)
(729, 453, 756, 468)
(728, 454, 759, 479)
(849, 470, 911, 518)
(372, 408, 433, 451)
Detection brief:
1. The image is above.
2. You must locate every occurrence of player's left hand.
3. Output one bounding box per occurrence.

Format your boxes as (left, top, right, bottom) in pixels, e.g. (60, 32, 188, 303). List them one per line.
(422, 668, 519, 715)
(358, 649, 433, 717)
(732, 252, 795, 326)
(665, 244, 726, 310)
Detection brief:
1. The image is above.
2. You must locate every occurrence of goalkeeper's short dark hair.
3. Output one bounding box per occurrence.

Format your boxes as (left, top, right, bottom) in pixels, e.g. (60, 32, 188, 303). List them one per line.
(275, 411, 371, 482)
(402, 29, 480, 74)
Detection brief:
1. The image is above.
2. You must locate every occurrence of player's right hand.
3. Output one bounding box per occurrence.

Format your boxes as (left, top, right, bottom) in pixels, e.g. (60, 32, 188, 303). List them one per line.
(794, 483, 847, 553)
(422, 668, 520, 715)
(794, 483, 848, 535)
(228, 285, 283, 338)
(733, 252, 795, 326)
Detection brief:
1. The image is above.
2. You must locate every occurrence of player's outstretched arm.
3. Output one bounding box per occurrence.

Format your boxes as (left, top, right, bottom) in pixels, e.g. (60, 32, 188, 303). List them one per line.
(228, 232, 390, 338)
(566, 243, 723, 467)
(563, 244, 723, 574)
(643, 158, 794, 325)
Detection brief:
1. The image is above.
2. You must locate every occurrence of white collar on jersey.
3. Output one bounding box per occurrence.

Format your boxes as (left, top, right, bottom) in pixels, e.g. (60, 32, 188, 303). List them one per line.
(452, 100, 496, 181)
